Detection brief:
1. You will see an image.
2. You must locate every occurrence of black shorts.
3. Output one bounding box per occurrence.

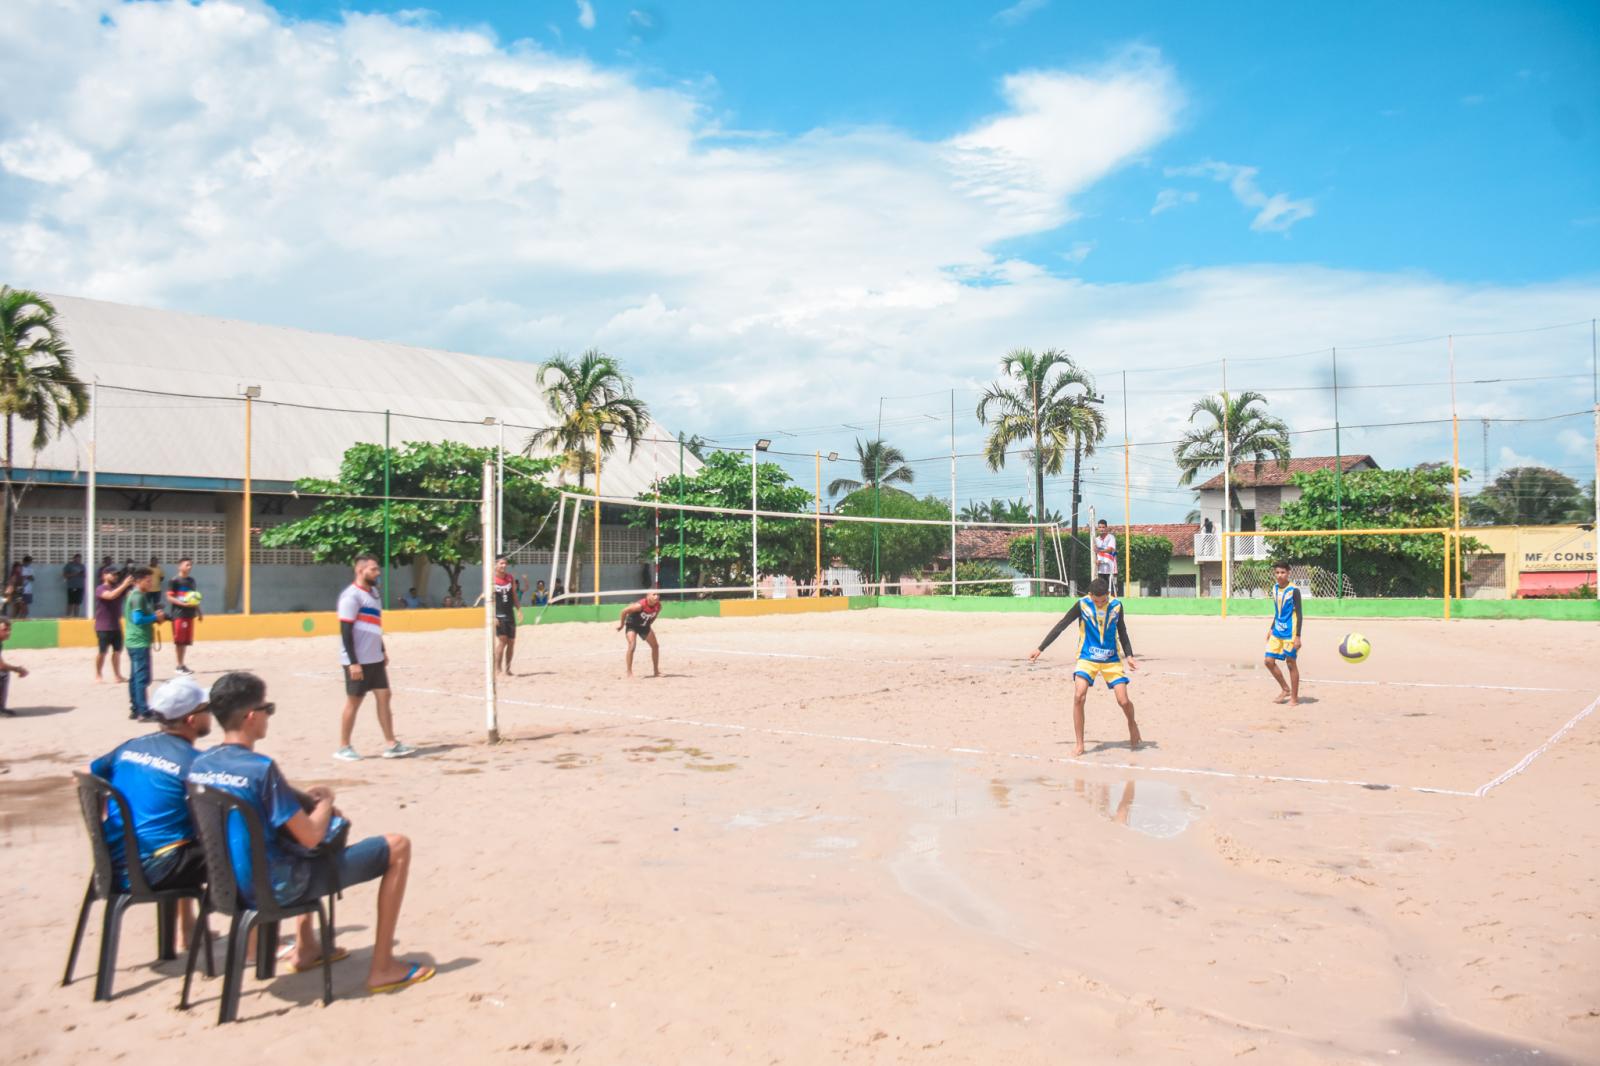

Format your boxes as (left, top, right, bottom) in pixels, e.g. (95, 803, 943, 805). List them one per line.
(96, 629, 124, 654)
(496, 615, 516, 640)
(144, 842, 206, 892)
(624, 618, 655, 637)
(343, 661, 390, 697)
(67, 589, 84, 608)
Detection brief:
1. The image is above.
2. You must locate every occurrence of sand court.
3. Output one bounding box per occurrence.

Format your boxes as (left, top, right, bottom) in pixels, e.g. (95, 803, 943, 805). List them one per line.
(4, 608, 1597, 1063)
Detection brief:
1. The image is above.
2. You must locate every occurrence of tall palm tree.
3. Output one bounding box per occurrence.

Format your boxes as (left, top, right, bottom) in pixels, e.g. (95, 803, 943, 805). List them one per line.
(0, 287, 88, 561)
(827, 437, 914, 498)
(1173, 390, 1291, 524)
(524, 349, 650, 488)
(976, 349, 1105, 584)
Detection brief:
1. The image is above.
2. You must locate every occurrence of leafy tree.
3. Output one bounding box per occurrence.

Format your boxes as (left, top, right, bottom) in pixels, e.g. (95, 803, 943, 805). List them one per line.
(261, 441, 560, 600)
(1262, 467, 1480, 596)
(631, 450, 814, 592)
(827, 437, 914, 498)
(1467, 466, 1591, 526)
(976, 348, 1105, 579)
(524, 349, 650, 487)
(0, 287, 88, 559)
(1008, 532, 1173, 593)
(1173, 391, 1291, 522)
(830, 488, 949, 590)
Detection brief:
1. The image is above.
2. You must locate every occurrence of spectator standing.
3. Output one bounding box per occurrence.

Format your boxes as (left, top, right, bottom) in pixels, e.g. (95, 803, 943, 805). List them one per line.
(0, 619, 29, 716)
(1093, 519, 1120, 597)
(148, 555, 165, 589)
(63, 553, 87, 616)
(166, 557, 201, 675)
(190, 671, 433, 993)
(533, 580, 549, 607)
(123, 567, 165, 721)
(95, 566, 134, 683)
(17, 555, 35, 618)
(334, 555, 414, 761)
(3, 562, 19, 617)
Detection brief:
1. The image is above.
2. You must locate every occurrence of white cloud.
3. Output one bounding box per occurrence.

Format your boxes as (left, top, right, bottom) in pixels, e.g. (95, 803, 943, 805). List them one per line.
(1, 1, 1594, 518)
(1150, 187, 1197, 215)
(1167, 160, 1314, 233)
(994, 0, 1048, 27)
(575, 0, 595, 30)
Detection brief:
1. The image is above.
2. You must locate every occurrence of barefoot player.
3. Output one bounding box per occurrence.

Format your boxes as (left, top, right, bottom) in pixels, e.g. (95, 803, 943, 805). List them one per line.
(617, 590, 662, 678)
(1264, 560, 1303, 705)
(1027, 577, 1141, 757)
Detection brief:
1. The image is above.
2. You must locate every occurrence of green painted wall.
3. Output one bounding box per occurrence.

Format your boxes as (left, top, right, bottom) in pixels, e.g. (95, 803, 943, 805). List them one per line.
(4, 619, 59, 649)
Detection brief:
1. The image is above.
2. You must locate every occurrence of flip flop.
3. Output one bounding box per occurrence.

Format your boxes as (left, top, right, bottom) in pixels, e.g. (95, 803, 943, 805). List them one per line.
(369, 962, 435, 995)
(287, 946, 350, 974)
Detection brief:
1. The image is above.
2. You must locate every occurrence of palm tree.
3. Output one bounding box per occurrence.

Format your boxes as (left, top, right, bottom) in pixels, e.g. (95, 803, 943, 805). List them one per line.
(958, 499, 993, 523)
(0, 287, 88, 561)
(1467, 467, 1590, 526)
(524, 349, 650, 488)
(827, 438, 913, 498)
(976, 349, 1105, 586)
(1173, 390, 1291, 526)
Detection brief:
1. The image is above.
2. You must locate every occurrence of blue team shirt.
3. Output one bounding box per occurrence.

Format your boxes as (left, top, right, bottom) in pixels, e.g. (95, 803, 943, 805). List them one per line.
(1076, 597, 1125, 663)
(1271, 584, 1301, 640)
(89, 732, 201, 889)
(188, 743, 309, 905)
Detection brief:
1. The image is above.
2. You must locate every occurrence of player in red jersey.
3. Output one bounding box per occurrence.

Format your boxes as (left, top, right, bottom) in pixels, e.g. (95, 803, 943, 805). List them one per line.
(616, 590, 663, 678)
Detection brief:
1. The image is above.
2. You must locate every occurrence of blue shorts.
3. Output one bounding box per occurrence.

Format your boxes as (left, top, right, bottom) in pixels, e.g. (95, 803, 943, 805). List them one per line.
(292, 836, 390, 902)
(1265, 636, 1299, 661)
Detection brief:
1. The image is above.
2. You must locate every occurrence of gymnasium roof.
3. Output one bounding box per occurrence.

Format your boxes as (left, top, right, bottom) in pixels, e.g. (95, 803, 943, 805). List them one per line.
(22, 294, 694, 497)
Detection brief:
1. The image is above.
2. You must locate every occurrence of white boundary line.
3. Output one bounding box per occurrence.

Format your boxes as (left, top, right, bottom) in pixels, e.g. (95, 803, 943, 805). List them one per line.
(1473, 693, 1600, 796)
(294, 671, 1477, 797)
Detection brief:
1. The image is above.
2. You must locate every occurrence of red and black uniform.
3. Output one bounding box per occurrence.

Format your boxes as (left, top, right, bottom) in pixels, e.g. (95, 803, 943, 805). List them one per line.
(493, 574, 519, 640)
(625, 597, 661, 635)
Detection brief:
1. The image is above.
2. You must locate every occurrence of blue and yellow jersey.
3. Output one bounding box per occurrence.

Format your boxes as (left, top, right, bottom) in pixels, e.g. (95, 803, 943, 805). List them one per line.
(1075, 596, 1125, 663)
(1271, 583, 1301, 640)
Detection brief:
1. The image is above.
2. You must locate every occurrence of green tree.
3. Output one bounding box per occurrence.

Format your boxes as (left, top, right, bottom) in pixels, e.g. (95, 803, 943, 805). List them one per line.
(1467, 466, 1591, 526)
(827, 437, 914, 497)
(1263, 467, 1479, 596)
(1008, 532, 1173, 593)
(631, 450, 814, 592)
(524, 349, 650, 487)
(976, 348, 1105, 581)
(0, 287, 88, 560)
(831, 488, 949, 590)
(260, 441, 560, 599)
(930, 560, 1014, 596)
(1173, 390, 1291, 522)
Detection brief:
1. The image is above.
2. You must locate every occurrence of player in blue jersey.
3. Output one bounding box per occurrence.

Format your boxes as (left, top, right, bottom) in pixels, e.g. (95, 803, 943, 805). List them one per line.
(1028, 577, 1142, 757)
(86, 676, 213, 945)
(190, 671, 433, 994)
(1264, 560, 1303, 705)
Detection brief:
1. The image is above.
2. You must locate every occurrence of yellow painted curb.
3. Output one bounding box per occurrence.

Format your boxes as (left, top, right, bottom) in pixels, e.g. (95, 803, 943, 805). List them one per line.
(720, 597, 849, 617)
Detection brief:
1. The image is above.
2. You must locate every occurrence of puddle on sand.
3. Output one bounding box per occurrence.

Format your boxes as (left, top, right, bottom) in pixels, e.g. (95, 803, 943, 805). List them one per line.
(0, 775, 78, 842)
(1071, 779, 1204, 840)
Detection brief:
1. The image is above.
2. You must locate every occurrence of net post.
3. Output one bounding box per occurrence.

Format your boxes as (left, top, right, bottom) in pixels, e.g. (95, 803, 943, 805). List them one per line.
(592, 426, 601, 606)
(1443, 530, 1452, 621)
(1448, 335, 1463, 599)
(482, 460, 500, 743)
(1121, 370, 1132, 598)
(1332, 348, 1344, 599)
(546, 496, 566, 606)
(85, 378, 97, 618)
(750, 444, 759, 600)
(1221, 531, 1230, 618)
(949, 388, 957, 599)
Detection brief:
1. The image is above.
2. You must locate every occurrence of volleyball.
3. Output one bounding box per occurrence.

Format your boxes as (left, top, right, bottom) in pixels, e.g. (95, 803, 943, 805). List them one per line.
(175, 590, 203, 608)
(1338, 632, 1371, 664)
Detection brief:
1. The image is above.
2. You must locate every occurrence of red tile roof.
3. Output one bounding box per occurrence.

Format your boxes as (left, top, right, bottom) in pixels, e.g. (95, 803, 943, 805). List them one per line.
(1124, 523, 1199, 558)
(1196, 455, 1376, 491)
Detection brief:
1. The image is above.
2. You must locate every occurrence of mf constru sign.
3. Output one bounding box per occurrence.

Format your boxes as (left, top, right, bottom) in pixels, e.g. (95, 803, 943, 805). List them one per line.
(1517, 526, 1597, 572)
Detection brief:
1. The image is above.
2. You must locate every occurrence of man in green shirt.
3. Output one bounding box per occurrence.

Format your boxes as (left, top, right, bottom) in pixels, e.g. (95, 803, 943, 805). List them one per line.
(123, 567, 165, 720)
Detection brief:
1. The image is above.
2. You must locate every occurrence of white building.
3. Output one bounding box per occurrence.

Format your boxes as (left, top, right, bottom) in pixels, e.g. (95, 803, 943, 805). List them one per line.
(11, 294, 698, 615)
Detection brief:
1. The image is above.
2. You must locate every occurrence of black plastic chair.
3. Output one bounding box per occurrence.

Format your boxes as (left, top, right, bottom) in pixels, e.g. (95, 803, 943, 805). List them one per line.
(64, 771, 214, 1001)
(182, 782, 345, 1023)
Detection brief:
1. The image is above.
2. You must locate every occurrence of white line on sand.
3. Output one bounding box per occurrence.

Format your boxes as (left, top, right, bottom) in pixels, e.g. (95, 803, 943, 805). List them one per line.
(296, 671, 1479, 797)
(1474, 693, 1600, 796)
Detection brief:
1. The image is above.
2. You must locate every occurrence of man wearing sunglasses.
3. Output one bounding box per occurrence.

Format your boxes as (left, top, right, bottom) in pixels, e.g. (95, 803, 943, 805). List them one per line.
(189, 671, 434, 994)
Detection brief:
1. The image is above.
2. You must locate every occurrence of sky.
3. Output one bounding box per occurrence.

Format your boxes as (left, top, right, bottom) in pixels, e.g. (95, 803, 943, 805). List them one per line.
(2, 0, 1597, 520)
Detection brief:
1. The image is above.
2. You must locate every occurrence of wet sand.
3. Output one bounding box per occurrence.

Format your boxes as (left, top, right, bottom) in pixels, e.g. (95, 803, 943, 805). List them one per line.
(4, 610, 1597, 1063)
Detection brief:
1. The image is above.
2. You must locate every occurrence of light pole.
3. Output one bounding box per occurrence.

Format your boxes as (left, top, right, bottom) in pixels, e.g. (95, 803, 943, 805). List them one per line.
(240, 385, 261, 614)
(815, 450, 837, 593)
(752, 439, 771, 598)
(483, 417, 503, 556)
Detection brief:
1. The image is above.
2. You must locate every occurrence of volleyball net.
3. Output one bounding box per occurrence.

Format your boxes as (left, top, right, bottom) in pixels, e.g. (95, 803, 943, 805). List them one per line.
(1220, 527, 1465, 618)
(534, 490, 1073, 606)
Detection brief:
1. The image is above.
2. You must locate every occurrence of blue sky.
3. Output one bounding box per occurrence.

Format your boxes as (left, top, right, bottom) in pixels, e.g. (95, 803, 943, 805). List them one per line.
(2, 0, 1596, 518)
(263, 0, 1600, 284)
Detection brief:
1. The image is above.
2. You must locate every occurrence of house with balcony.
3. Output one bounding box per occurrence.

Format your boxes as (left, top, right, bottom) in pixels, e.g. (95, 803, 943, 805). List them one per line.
(1192, 455, 1379, 595)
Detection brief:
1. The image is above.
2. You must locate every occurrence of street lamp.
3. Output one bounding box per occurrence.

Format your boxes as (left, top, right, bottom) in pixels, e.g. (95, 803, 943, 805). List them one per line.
(752, 439, 772, 598)
(814, 450, 839, 593)
(240, 385, 262, 614)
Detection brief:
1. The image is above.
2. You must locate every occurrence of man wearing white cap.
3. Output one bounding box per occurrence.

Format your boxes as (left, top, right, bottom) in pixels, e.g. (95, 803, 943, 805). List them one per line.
(87, 676, 214, 941)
